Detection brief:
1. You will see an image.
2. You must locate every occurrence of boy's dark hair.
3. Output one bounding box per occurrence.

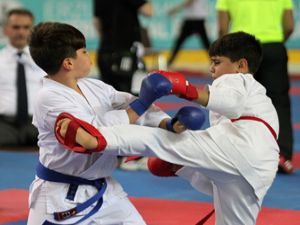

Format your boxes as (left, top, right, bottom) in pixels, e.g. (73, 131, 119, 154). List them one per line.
(29, 22, 86, 75)
(209, 31, 263, 74)
(6, 8, 34, 22)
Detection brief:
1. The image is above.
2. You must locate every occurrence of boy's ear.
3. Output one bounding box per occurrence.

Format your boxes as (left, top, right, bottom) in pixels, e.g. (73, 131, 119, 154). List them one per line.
(237, 58, 249, 73)
(62, 58, 74, 71)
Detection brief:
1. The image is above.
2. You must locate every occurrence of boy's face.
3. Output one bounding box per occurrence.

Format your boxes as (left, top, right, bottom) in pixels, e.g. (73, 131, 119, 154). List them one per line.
(209, 56, 240, 80)
(72, 48, 92, 77)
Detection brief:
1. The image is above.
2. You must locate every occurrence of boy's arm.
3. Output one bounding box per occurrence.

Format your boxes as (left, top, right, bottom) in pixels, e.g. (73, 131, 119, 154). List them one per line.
(164, 106, 206, 132)
(105, 83, 167, 125)
(126, 107, 140, 124)
(74, 124, 99, 150)
(205, 76, 248, 119)
(143, 70, 209, 106)
(194, 85, 210, 107)
(56, 112, 161, 152)
(55, 113, 104, 152)
(56, 105, 206, 151)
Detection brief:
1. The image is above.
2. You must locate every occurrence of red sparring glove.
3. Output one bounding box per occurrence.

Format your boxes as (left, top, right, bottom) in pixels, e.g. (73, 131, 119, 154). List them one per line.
(152, 70, 198, 100)
(147, 157, 183, 177)
(55, 112, 107, 153)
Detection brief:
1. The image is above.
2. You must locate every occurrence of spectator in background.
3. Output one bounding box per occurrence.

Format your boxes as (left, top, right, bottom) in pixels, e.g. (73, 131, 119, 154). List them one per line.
(0, 9, 45, 147)
(167, 0, 210, 68)
(93, 0, 153, 93)
(0, 0, 22, 46)
(216, 0, 295, 174)
(93, 0, 153, 170)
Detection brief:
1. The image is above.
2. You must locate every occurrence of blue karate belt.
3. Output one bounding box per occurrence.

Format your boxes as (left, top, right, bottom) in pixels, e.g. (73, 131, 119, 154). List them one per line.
(36, 162, 107, 225)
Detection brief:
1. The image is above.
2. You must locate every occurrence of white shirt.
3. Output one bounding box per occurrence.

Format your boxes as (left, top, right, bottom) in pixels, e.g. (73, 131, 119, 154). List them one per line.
(30, 77, 169, 213)
(185, 0, 209, 19)
(0, 44, 45, 116)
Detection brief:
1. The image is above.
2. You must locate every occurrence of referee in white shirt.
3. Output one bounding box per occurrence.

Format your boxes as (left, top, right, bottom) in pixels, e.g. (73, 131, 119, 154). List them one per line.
(0, 9, 45, 146)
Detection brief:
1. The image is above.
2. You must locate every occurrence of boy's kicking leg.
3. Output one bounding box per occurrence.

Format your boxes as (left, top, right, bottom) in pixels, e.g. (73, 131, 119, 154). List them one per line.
(100, 124, 237, 175)
(55, 113, 263, 225)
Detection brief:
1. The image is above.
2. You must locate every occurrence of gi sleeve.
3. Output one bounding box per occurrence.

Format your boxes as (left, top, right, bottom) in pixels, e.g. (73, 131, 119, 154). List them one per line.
(206, 74, 247, 119)
(33, 89, 92, 133)
(107, 83, 169, 127)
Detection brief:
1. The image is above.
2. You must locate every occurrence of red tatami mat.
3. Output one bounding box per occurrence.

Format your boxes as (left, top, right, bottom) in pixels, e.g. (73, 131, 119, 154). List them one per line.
(0, 189, 28, 224)
(1, 189, 300, 225)
(130, 197, 215, 225)
(131, 197, 300, 225)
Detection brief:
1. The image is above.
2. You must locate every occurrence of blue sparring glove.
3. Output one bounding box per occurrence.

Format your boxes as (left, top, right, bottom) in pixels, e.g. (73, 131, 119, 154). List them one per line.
(166, 106, 205, 132)
(130, 73, 172, 115)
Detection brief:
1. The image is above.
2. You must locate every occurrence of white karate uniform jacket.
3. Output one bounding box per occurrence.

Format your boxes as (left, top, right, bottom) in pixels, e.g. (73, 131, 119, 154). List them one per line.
(101, 73, 280, 225)
(28, 77, 169, 224)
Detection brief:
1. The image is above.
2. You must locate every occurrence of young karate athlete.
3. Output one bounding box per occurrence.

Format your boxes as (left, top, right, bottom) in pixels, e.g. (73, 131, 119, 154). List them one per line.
(27, 22, 204, 225)
(57, 31, 280, 225)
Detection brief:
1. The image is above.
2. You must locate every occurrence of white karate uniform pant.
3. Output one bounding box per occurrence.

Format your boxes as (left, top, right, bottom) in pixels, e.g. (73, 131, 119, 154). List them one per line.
(100, 125, 264, 225)
(27, 185, 146, 225)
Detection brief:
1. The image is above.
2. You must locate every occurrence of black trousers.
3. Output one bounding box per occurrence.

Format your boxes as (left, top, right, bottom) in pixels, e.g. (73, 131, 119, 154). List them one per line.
(168, 19, 210, 66)
(0, 116, 38, 146)
(97, 51, 134, 93)
(254, 43, 293, 160)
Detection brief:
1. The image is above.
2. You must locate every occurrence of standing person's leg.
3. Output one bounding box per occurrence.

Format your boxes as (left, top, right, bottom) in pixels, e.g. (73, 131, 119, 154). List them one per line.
(196, 19, 210, 51)
(97, 50, 115, 85)
(254, 43, 293, 165)
(0, 120, 20, 146)
(114, 75, 132, 93)
(168, 20, 193, 67)
(23, 121, 38, 146)
(97, 50, 133, 93)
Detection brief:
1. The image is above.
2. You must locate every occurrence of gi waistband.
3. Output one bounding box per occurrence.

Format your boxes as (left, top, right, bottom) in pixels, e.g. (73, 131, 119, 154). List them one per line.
(36, 162, 107, 225)
(231, 116, 277, 140)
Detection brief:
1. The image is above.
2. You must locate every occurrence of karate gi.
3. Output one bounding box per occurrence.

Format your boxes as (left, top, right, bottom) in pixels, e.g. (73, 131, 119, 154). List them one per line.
(27, 77, 168, 224)
(100, 73, 280, 225)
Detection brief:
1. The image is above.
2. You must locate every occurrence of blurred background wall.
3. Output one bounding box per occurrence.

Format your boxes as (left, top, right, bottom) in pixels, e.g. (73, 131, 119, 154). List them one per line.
(1, 0, 299, 75)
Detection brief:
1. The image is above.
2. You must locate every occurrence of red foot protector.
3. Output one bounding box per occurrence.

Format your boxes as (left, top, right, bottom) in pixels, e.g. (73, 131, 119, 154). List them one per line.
(55, 112, 107, 153)
(147, 157, 180, 177)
